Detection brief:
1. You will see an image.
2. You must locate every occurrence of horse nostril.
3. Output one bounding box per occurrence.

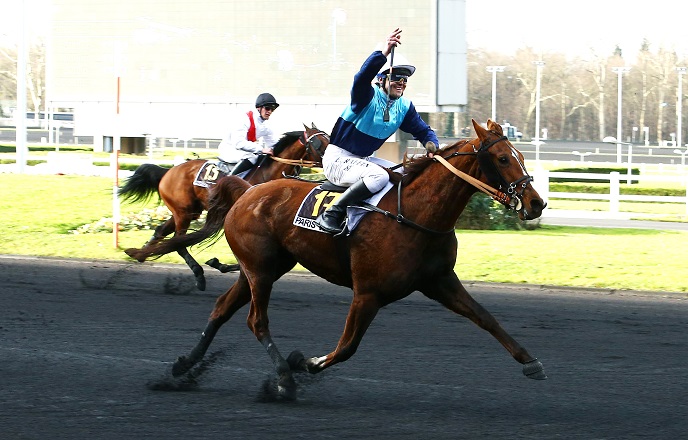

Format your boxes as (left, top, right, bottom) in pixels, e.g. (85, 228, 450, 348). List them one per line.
(530, 198, 546, 215)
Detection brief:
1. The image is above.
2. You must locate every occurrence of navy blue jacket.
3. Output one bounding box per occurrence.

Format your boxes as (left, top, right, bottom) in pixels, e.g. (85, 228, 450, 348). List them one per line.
(329, 51, 438, 157)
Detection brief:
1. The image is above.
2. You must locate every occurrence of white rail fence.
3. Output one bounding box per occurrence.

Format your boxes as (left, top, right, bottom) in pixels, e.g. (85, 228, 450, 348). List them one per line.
(532, 170, 688, 217)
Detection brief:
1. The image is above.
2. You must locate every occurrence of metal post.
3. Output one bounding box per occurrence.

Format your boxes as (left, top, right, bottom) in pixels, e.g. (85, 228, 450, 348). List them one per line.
(16, 0, 28, 173)
(533, 61, 545, 166)
(677, 68, 686, 150)
(612, 67, 631, 164)
(486, 66, 505, 122)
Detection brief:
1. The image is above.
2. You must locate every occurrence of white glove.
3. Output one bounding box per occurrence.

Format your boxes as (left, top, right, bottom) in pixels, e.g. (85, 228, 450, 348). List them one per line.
(425, 141, 438, 154)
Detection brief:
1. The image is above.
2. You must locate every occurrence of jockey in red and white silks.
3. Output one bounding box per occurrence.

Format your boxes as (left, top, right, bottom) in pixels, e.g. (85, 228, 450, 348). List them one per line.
(218, 93, 280, 176)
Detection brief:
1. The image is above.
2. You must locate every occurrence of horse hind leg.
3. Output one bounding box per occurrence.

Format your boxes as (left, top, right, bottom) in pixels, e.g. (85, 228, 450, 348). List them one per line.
(172, 274, 252, 377)
(289, 294, 380, 375)
(420, 274, 547, 380)
(147, 216, 176, 246)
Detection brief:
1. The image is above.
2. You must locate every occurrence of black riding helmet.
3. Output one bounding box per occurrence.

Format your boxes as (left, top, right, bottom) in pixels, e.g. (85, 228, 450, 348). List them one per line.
(255, 93, 279, 109)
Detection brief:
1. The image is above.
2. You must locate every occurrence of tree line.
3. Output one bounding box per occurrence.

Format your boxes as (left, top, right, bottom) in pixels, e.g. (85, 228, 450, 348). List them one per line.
(1, 38, 686, 145)
(466, 41, 687, 144)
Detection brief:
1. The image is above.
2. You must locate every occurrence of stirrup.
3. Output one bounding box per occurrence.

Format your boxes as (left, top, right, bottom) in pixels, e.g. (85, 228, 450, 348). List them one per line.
(315, 212, 346, 235)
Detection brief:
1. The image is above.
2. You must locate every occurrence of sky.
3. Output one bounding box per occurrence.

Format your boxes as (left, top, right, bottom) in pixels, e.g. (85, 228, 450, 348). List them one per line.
(3, 0, 688, 61)
(465, 0, 688, 60)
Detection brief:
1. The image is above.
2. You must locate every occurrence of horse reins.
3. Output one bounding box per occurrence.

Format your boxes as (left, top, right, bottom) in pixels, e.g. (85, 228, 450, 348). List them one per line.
(435, 135, 532, 211)
(357, 135, 533, 234)
(435, 155, 512, 205)
(270, 130, 329, 168)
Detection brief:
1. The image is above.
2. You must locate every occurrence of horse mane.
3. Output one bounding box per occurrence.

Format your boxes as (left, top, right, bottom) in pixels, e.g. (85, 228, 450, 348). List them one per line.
(272, 131, 303, 156)
(400, 154, 434, 184)
(401, 139, 473, 185)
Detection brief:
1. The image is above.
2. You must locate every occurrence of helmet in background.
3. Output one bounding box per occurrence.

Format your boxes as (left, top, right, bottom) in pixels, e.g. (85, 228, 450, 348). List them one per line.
(255, 93, 279, 109)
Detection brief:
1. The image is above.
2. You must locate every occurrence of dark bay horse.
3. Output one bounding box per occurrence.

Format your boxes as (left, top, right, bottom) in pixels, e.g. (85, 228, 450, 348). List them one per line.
(120, 124, 329, 290)
(127, 119, 547, 400)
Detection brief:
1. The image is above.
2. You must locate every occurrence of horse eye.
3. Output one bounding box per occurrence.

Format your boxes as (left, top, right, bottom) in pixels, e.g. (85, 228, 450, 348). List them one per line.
(498, 155, 509, 165)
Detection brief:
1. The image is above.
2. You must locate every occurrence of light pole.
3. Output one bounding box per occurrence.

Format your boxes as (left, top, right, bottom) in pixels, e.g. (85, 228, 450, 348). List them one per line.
(676, 67, 686, 151)
(611, 66, 631, 164)
(331, 8, 346, 68)
(533, 61, 545, 167)
(486, 66, 505, 121)
(15, 0, 28, 173)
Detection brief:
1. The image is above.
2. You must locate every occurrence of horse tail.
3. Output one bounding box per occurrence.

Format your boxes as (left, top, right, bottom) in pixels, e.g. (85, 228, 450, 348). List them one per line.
(125, 176, 251, 262)
(119, 164, 169, 204)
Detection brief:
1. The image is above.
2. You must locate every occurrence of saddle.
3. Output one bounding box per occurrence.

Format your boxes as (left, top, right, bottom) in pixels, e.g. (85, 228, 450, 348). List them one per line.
(292, 181, 393, 235)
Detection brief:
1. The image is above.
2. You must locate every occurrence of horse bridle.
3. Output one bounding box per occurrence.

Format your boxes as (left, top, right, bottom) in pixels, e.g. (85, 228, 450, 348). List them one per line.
(436, 135, 533, 211)
(301, 130, 329, 165)
(269, 130, 329, 170)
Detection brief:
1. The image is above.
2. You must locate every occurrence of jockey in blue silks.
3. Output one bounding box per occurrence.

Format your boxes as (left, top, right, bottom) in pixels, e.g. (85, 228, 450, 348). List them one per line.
(316, 28, 439, 235)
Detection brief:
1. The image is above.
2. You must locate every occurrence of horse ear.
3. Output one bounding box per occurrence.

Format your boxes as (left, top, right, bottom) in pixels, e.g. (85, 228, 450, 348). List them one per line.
(472, 119, 487, 140)
(311, 122, 316, 129)
(487, 119, 504, 136)
(303, 123, 309, 131)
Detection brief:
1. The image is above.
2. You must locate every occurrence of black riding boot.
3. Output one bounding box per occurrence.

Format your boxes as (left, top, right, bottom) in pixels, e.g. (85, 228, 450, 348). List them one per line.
(230, 158, 254, 176)
(315, 180, 375, 235)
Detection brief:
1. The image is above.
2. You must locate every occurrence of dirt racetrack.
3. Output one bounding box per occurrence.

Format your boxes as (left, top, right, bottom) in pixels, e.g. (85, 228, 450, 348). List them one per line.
(1, 255, 686, 439)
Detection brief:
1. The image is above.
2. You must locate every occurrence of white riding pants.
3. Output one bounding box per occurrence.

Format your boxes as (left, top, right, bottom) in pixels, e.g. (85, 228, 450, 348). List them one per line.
(322, 144, 392, 193)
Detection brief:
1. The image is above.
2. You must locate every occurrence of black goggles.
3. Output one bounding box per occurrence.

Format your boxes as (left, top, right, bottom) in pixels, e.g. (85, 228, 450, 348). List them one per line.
(262, 105, 277, 111)
(389, 74, 409, 83)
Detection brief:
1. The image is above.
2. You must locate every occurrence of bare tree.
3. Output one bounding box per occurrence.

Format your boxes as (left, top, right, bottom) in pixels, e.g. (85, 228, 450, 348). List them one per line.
(0, 39, 46, 119)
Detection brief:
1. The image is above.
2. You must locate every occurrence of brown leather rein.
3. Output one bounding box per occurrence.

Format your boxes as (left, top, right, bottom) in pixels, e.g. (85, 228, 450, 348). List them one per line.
(270, 130, 329, 168)
(434, 155, 513, 207)
(356, 136, 529, 234)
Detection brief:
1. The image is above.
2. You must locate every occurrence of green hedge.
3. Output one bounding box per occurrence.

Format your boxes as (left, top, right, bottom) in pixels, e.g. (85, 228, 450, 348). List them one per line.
(455, 193, 539, 230)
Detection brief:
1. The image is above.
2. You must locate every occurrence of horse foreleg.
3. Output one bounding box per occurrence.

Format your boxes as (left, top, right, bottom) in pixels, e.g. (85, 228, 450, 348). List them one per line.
(298, 295, 380, 374)
(205, 257, 240, 273)
(178, 247, 205, 291)
(242, 275, 301, 400)
(420, 274, 546, 380)
(172, 275, 251, 377)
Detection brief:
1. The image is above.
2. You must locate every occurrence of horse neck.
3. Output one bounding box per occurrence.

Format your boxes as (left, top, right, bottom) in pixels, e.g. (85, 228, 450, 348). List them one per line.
(246, 141, 302, 184)
(402, 143, 482, 231)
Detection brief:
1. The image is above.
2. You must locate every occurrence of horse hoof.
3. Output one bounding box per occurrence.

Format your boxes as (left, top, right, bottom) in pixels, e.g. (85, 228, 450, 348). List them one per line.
(218, 264, 240, 273)
(286, 350, 307, 372)
(172, 356, 195, 377)
(205, 258, 221, 269)
(195, 276, 206, 291)
(277, 373, 297, 401)
(205, 258, 240, 273)
(124, 248, 145, 262)
(523, 358, 547, 380)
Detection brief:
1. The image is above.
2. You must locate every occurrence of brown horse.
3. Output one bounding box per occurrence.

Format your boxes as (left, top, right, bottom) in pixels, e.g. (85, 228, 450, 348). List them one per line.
(120, 124, 329, 290)
(127, 119, 547, 400)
